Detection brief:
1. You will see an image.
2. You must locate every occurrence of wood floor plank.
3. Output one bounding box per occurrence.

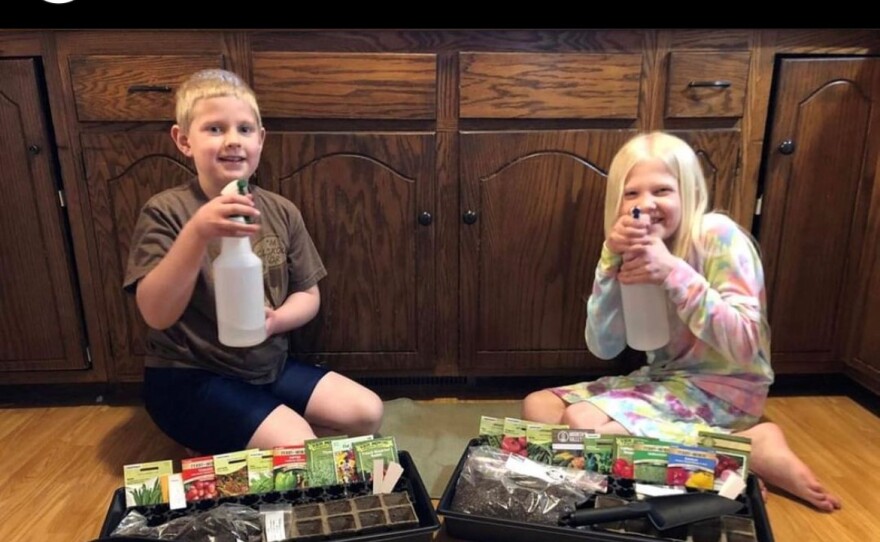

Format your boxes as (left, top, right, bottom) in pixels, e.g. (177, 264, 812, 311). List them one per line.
(0, 396, 876, 541)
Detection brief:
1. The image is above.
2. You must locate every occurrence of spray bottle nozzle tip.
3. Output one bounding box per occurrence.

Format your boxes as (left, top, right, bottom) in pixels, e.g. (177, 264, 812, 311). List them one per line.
(632, 207, 641, 219)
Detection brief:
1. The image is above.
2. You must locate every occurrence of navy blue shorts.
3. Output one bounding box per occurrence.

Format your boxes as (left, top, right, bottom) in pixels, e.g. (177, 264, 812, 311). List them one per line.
(143, 359, 330, 454)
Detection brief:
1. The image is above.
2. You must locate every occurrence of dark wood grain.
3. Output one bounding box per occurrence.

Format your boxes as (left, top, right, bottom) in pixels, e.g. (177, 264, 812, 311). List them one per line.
(81, 132, 195, 381)
(69, 54, 225, 121)
(665, 52, 751, 118)
(460, 52, 642, 119)
(459, 130, 634, 373)
(253, 52, 436, 119)
(760, 57, 880, 372)
(261, 132, 436, 374)
(0, 59, 87, 371)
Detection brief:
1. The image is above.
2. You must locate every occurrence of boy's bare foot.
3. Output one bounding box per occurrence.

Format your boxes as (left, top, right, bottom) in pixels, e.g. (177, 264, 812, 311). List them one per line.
(738, 422, 841, 512)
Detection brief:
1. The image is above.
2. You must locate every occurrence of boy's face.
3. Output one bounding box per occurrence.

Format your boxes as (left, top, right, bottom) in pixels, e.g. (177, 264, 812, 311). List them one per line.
(620, 159, 682, 242)
(172, 96, 265, 194)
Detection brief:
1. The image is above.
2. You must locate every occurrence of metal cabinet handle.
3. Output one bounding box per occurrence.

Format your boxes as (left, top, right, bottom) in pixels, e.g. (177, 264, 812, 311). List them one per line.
(463, 210, 478, 225)
(687, 80, 732, 89)
(128, 85, 173, 94)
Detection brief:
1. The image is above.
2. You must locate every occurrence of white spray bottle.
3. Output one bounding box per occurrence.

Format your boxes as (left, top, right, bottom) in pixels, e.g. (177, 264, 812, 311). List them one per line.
(213, 179, 267, 347)
(619, 207, 671, 351)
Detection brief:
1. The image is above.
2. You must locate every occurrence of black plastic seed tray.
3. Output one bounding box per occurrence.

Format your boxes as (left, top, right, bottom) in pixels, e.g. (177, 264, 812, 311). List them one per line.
(437, 439, 774, 542)
(92, 451, 439, 542)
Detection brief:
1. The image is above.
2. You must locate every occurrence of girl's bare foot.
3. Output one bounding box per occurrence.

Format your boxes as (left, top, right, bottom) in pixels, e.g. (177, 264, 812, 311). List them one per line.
(737, 422, 841, 512)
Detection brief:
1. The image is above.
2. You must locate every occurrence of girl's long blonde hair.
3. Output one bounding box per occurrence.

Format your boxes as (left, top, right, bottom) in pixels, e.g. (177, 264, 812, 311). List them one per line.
(604, 132, 709, 260)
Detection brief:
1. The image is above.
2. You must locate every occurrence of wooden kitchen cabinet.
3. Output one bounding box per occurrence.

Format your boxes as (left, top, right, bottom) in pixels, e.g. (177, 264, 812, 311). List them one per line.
(758, 56, 880, 374)
(0, 58, 89, 373)
(3, 29, 880, 390)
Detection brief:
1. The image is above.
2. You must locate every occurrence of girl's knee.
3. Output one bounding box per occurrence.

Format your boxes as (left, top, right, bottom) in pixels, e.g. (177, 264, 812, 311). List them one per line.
(522, 390, 564, 423)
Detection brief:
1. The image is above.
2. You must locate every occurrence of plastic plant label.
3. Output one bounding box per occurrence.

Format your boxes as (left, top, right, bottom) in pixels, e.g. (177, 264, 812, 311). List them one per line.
(167, 473, 187, 510)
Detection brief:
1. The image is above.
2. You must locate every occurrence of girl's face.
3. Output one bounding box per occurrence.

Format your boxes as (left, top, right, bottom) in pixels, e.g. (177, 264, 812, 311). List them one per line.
(174, 96, 265, 195)
(620, 159, 682, 241)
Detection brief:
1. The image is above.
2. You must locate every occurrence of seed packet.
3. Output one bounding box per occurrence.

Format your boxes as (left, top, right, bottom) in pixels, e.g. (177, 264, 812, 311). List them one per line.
(332, 435, 374, 484)
(667, 445, 717, 490)
(214, 450, 253, 497)
(305, 436, 347, 487)
(633, 440, 672, 484)
(477, 416, 505, 448)
(551, 428, 595, 469)
(698, 431, 752, 490)
(526, 422, 567, 464)
(353, 436, 398, 482)
(611, 436, 654, 479)
(582, 435, 614, 475)
(501, 417, 529, 457)
(273, 445, 307, 490)
(181, 455, 217, 502)
(124, 460, 173, 507)
(248, 449, 275, 494)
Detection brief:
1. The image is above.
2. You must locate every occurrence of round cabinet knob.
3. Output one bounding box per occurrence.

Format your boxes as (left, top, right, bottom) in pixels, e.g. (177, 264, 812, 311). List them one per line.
(462, 210, 478, 225)
(418, 211, 432, 226)
(778, 140, 795, 155)
(28, 144, 41, 155)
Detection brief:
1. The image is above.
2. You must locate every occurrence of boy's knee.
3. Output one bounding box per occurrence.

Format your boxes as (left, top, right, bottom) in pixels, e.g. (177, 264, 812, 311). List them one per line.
(350, 392, 383, 435)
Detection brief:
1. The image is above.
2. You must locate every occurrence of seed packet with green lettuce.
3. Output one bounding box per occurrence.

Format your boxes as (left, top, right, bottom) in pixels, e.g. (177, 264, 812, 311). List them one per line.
(353, 436, 398, 482)
(583, 435, 614, 475)
(247, 449, 275, 494)
(612, 436, 654, 479)
(273, 445, 307, 490)
(214, 450, 254, 497)
(633, 440, 671, 484)
(551, 428, 594, 469)
(305, 436, 347, 487)
(331, 435, 374, 484)
(477, 416, 504, 448)
(698, 431, 752, 490)
(124, 460, 173, 507)
(501, 417, 529, 456)
(525, 422, 567, 464)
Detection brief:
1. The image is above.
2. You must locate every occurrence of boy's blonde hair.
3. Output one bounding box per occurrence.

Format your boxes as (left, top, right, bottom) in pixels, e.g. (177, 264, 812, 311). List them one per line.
(174, 69, 262, 133)
(604, 132, 709, 260)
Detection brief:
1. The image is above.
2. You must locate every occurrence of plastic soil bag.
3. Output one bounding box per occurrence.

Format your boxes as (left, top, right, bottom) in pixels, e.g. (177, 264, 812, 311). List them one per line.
(450, 445, 607, 525)
(110, 503, 262, 541)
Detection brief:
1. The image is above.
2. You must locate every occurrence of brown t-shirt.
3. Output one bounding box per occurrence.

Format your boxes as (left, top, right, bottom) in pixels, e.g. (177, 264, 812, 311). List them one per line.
(123, 178, 327, 384)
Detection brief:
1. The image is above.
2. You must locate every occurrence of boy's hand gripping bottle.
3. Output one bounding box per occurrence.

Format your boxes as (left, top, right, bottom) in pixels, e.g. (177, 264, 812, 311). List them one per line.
(619, 207, 671, 351)
(213, 179, 268, 347)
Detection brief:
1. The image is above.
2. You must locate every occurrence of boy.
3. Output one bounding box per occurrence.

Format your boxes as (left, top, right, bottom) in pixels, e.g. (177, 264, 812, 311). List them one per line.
(124, 69, 383, 454)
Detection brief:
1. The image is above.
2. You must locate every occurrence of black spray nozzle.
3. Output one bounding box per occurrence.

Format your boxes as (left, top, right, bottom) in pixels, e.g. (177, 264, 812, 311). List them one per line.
(632, 207, 641, 220)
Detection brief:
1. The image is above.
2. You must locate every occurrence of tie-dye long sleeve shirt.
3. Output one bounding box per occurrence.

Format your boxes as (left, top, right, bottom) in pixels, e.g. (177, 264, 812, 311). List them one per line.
(585, 213, 774, 417)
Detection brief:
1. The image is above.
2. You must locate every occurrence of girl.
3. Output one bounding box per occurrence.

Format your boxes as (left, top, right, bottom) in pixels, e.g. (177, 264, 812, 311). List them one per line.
(522, 132, 840, 512)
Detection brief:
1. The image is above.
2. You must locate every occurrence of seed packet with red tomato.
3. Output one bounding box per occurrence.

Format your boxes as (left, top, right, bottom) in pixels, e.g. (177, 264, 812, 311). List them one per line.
(698, 431, 752, 491)
(181, 456, 217, 502)
(611, 436, 654, 479)
(501, 417, 529, 457)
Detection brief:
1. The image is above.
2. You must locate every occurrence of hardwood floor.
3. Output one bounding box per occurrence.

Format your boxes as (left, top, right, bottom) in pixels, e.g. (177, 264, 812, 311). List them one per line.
(0, 394, 876, 541)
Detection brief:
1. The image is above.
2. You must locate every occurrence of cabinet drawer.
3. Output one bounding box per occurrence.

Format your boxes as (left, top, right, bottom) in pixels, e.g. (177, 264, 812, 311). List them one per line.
(460, 52, 642, 119)
(665, 52, 751, 118)
(252, 52, 436, 119)
(69, 55, 225, 122)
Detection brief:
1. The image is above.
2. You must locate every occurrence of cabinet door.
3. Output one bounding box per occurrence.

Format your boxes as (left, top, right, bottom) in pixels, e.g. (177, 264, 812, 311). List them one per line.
(259, 133, 436, 374)
(82, 132, 195, 381)
(760, 57, 880, 372)
(668, 130, 741, 215)
(459, 130, 634, 374)
(0, 59, 89, 372)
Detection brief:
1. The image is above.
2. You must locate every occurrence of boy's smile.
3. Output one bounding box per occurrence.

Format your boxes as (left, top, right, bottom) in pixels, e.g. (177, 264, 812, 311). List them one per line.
(172, 95, 265, 196)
